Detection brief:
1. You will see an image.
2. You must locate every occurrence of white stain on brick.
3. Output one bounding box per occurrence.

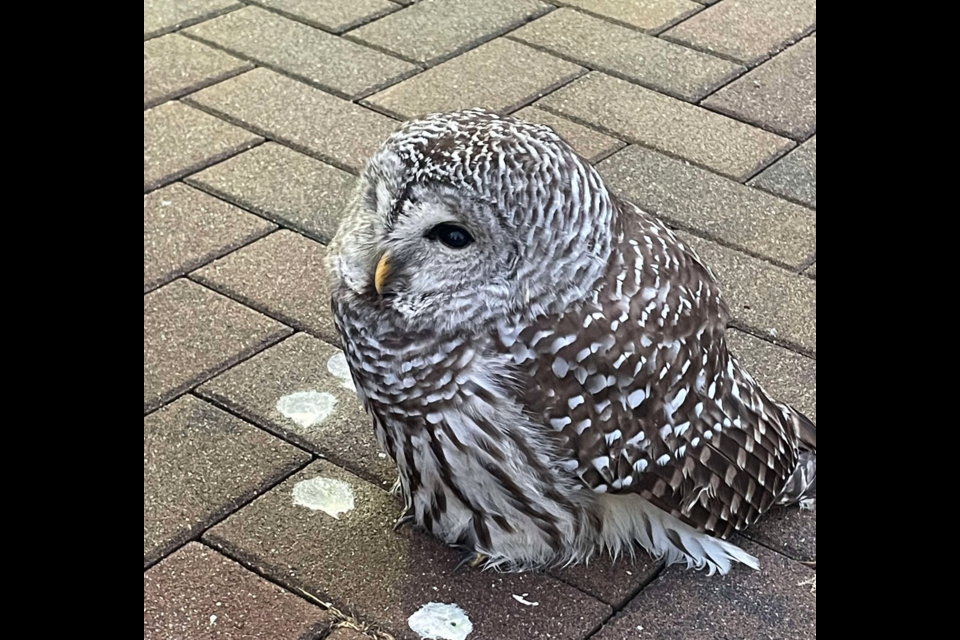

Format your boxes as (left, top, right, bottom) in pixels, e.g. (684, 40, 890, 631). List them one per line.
(277, 390, 337, 427)
(408, 603, 473, 640)
(292, 476, 355, 519)
(326, 352, 356, 391)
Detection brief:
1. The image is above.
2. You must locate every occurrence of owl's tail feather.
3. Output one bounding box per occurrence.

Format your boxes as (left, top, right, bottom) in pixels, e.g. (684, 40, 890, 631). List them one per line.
(775, 405, 816, 508)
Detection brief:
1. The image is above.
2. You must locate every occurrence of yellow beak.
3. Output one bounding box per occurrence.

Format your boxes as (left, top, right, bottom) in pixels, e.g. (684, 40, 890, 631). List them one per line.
(374, 252, 392, 295)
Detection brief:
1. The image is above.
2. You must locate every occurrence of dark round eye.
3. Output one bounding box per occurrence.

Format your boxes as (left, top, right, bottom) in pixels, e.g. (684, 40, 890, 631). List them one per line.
(426, 223, 474, 249)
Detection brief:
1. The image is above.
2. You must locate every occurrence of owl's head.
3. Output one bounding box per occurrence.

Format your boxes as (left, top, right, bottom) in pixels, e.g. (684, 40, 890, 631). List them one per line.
(328, 109, 617, 335)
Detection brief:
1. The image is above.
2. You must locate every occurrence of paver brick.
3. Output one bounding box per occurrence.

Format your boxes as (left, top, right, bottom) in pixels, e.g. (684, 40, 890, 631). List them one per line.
(552, 554, 660, 609)
(191, 230, 337, 342)
(554, 0, 700, 32)
(599, 145, 815, 268)
(511, 8, 742, 102)
(144, 34, 252, 109)
(513, 106, 624, 163)
(726, 329, 816, 422)
(144, 279, 291, 413)
(662, 0, 816, 66)
(350, 0, 549, 66)
(539, 72, 791, 180)
(704, 36, 816, 140)
(251, 0, 399, 33)
(144, 101, 262, 193)
(144, 542, 332, 639)
(593, 541, 815, 639)
(197, 332, 398, 488)
(681, 234, 817, 356)
(750, 134, 816, 209)
(144, 183, 275, 293)
(205, 460, 612, 640)
(186, 7, 417, 99)
(144, 395, 309, 566)
(365, 38, 584, 120)
(144, 0, 240, 39)
(188, 142, 356, 243)
(186, 68, 399, 173)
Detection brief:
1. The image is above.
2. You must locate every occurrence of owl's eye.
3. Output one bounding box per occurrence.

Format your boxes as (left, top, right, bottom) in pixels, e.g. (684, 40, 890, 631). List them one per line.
(426, 223, 474, 249)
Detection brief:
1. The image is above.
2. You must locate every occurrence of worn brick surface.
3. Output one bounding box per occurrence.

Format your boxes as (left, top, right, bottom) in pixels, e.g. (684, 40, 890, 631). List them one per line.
(144, 34, 252, 109)
(552, 555, 660, 609)
(186, 7, 416, 99)
(366, 38, 584, 120)
(144, 542, 332, 639)
(704, 36, 816, 140)
(514, 106, 624, 163)
(144, 279, 291, 413)
(197, 333, 398, 488)
(186, 68, 398, 173)
(205, 460, 612, 640)
(750, 134, 816, 209)
(188, 143, 356, 243)
(727, 329, 816, 422)
(251, 0, 398, 33)
(540, 73, 791, 180)
(662, 0, 817, 66)
(144, 101, 262, 193)
(594, 542, 815, 639)
(144, 395, 309, 566)
(600, 145, 815, 268)
(512, 9, 742, 102)
(144, 0, 240, 39)
(192, 230, 337, 342)
(681, 234, 816, 356)
(144, 183, 275, 292)
(350, 0, 548, 66)
(554, 0, 700, 32)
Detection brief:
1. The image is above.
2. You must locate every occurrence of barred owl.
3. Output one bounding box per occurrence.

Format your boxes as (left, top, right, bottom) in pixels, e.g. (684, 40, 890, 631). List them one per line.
(327, 109, 816, 575)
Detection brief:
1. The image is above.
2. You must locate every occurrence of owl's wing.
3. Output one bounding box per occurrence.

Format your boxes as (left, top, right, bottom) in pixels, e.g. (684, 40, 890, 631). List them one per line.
(518, 205, 801, 539)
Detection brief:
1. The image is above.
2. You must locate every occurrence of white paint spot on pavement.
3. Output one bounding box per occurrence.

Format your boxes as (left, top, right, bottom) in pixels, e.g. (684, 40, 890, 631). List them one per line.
(512, 593, 539, 606)
(327, 352, 356, 391)
(408, 603, 473, 640)
(292, 477, 355, 519)
(277, 390, 337, 427)
(209, 615, 217, 625)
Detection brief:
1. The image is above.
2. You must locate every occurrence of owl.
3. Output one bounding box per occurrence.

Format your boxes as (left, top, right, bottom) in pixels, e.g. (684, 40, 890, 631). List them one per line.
(327, 109, 816, 575)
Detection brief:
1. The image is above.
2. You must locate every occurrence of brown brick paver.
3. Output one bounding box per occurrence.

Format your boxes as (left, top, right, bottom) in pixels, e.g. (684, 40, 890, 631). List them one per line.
(662, 0, 817, 65)
(185, 6, 417, 99)
(191, 230, 338, 343)
(539, 72, 792, 180)
(144, 542, 332, 638)
(197, 333, 398, 488)
(144, 34, 252, 109)
(592, 542, 815, 639)
(251, 0, 399, 34)
(703, 35, 816, 140)
(188, 142, 356, 243)
(365, 38, 584, 120)
(206, 460, 612, 640)
(143, 101, 262, 192)
(144, 395, 309, 566)
(599, 145, 815, 268)
(144, 279, 291, 413)
(186, 68, 397, 173)
(145, 0, 816, 634)
(144, 183, 275, 292)
(555, 0, 701, 32)
(350, 0, 549, 67)
(511, 9, 743, 102)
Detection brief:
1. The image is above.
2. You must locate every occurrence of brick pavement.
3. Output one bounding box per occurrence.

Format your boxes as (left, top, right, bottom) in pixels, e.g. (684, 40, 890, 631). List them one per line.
(144, 1, 816, 637)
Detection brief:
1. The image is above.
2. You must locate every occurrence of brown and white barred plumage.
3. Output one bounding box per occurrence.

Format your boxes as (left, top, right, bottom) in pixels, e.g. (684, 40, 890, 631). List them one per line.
(328, 109, 816, 575)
